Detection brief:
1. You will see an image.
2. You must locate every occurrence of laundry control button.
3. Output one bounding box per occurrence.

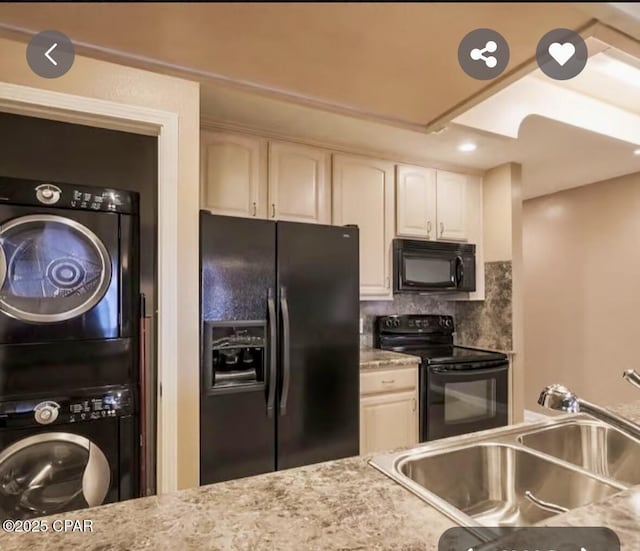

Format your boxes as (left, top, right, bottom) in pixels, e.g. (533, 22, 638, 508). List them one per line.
(34, 401, 60, 425)
(35, 184, 62, 205)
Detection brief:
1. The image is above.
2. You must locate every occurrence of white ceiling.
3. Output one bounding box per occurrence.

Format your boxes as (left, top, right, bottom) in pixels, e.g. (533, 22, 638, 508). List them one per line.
(509, 116, 640, 199)
(537, 48, 640, 115)
(201, 79, 640, 200)
(451, 40, 640, 199)
(0, 3, 595, 127)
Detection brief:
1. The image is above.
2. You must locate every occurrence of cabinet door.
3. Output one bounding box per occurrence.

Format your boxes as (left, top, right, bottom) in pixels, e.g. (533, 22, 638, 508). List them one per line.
(268, 142, 330, 224)
(396, 164, 437, 239)
(332, 154, 394, 298)
(359, 391, 418, 455)
(200, 131, 267, 218)
(436, 170, 468, 241)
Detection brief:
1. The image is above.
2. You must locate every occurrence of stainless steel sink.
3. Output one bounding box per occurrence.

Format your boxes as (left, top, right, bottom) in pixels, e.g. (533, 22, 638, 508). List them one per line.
(371, 414, 634, 529)
(519, 418, 640, 486)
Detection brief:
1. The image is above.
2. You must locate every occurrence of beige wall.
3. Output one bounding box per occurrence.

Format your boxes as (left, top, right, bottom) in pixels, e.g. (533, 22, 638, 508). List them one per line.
(523, 172, 640, 411)
(511, 163, 524, 423)
(481, 163, 524, 422)
(0, 37, 201, 490)
(483, 164, 515, 262)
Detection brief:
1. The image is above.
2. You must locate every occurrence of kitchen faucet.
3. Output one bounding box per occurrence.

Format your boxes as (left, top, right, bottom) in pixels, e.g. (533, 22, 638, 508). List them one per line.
(538, 383, 640, 438)
(623, 369, 640, 390)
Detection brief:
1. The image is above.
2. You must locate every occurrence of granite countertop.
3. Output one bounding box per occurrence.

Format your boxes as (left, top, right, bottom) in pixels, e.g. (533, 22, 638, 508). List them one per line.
(4, 402, 640, 550)
(359, 346, 420, 370)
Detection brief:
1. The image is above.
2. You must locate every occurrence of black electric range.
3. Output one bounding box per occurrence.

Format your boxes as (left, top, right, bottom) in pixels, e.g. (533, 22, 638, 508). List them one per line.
(374, 314, 509, 441)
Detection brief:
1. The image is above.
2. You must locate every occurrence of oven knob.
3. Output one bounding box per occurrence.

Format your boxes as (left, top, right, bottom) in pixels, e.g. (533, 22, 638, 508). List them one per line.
(392, 319, 401, 328)
(34, 401, 60, 425)
(385, 319, 392, 328)
(35, 184, 62, 205)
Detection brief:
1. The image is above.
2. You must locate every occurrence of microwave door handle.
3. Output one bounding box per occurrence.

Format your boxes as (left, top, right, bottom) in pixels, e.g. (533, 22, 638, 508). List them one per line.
(455, 256, 464, 287)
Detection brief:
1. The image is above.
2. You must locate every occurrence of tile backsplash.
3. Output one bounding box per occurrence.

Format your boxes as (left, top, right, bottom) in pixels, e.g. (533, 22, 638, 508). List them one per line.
(454, 261, 513, 351)
(360, 260, 513, 351)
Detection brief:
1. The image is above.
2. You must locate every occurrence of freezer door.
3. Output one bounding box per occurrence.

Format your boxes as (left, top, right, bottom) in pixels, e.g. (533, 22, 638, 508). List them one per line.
(199, 212, 277, 484)
(276, 222, 359, 470)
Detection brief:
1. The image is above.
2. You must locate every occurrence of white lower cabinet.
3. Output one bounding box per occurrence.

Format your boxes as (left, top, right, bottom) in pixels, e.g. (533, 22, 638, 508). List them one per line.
(359, 367, 419, 455)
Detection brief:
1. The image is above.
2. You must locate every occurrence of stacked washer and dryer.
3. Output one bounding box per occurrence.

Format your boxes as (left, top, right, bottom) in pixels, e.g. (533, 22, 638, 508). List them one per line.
(0, 176, 140, 520)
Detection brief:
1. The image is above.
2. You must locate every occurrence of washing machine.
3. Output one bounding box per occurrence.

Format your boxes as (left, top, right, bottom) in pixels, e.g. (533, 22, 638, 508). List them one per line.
(0, 385, 137, 520)
(0, 176, 140, 397)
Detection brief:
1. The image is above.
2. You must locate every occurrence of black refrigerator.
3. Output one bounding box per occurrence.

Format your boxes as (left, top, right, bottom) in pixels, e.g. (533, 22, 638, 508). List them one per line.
(199, 212, 359, 485)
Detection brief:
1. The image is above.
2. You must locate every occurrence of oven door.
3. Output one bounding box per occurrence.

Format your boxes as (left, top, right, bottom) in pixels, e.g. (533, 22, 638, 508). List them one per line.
(422, 361, 508, 441)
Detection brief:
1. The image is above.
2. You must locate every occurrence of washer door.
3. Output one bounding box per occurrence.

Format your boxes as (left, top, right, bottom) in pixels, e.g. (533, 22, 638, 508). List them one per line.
(0, 432, 111, 518)
(0, 214, 112, 323)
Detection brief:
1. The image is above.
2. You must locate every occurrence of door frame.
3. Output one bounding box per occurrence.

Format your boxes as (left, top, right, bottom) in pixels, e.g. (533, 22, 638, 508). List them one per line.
(0, 81, 180, 493)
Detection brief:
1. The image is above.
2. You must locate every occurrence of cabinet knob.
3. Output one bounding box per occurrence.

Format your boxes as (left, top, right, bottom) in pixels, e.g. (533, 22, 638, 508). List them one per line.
(412, 397, 416, 412)
(386, 276, 390, 289)
(381, 379, 395, 384)
(252, 202, 257, 217)
(439, 222, 444, 237)
(271, 203, 276, 218)
(427, 220, 432, 238)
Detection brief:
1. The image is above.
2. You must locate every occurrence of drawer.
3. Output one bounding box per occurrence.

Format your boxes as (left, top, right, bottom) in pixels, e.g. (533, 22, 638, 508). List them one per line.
(360, 367, 417, 396)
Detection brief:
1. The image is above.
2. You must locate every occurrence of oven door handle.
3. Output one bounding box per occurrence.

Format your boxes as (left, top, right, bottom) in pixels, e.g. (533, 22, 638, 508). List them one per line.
(430, 365, 507, 376)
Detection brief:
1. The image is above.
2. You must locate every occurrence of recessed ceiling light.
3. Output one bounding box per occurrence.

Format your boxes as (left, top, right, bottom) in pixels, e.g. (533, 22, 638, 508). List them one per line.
(458, 142, 477, 153)
(634, 148, 640, 156)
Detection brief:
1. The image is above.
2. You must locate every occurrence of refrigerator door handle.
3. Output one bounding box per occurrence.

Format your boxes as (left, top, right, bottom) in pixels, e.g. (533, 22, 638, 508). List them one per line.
(267, 288, 277, 418)
(279, 286, 291, 416)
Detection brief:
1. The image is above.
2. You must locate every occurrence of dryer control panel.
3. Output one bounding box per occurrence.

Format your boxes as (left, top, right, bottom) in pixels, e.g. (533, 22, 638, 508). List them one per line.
(0, 386, 134, 428)
(0, 176, 139, 214)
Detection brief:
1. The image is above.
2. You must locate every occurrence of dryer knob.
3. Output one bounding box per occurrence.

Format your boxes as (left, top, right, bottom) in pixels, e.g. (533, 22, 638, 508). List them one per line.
(34, 401, 60, 425)
(35, 184, 62, 205)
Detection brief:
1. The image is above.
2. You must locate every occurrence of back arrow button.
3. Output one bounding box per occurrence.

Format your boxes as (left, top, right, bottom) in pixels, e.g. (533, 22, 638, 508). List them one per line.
(45, 43, 58, 66)
(27, 30, 75, 78)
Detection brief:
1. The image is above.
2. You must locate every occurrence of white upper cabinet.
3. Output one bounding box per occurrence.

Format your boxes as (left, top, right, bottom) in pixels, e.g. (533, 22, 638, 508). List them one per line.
(436, 170, 468, 241)
(332, 154, 394, 299)
(396, 165, 437, 239)
(268, 142, 330, 224)
(200, 131, 267, 218)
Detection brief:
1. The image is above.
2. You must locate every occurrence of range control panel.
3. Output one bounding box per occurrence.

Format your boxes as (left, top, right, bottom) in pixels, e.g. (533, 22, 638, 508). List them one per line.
(0, 176, 138, 214)
(0, 386, 134, 428)
(376, 314, 454, 334)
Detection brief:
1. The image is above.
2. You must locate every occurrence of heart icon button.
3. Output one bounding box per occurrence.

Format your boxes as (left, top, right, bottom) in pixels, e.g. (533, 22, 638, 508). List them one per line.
(548, 42, 575, 66)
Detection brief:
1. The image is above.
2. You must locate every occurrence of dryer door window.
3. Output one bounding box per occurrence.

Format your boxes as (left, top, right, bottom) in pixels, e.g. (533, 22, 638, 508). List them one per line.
(0, 433, 111, 519)
(0, 214, 112, 323)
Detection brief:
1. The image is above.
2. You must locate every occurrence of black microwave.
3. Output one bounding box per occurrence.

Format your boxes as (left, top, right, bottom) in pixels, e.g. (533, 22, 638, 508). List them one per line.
(393, 239, 476, 293)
